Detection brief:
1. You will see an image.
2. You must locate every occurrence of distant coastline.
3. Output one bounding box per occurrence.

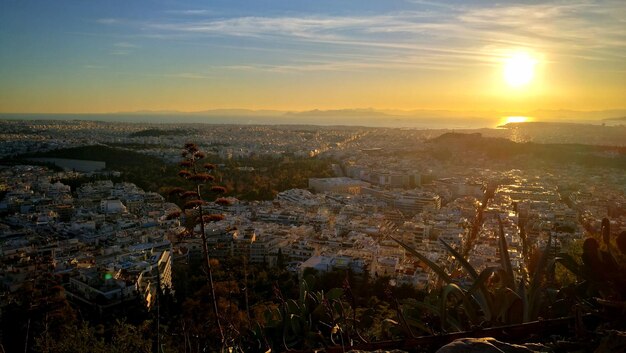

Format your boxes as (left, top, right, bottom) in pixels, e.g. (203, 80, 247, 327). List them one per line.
(1, 110, 622, 130)
(0, 113, 500, 129)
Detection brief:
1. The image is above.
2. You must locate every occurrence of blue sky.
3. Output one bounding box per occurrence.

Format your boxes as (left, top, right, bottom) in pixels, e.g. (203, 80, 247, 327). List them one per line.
(1, 0, 625, 113)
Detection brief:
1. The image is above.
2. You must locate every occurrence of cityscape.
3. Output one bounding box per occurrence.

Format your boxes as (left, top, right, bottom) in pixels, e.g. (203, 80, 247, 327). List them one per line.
(1, 0, 626, 353)
(1, 119, 625, 352)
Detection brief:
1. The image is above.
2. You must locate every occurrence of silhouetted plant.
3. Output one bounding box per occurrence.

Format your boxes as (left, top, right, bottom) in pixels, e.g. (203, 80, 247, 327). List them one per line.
(557, 218, 626, 316)
(253, 275, 365, 352)
(170, 142, 231, 350)
(389, 216, 555, 332)
(36, 320, 152, 353)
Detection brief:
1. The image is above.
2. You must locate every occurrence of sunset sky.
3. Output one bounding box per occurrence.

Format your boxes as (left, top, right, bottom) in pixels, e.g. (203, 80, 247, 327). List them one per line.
(1, 0, 625, 114)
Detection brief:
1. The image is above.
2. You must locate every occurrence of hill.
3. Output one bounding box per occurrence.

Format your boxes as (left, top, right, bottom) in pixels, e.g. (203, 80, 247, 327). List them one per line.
(428, 132, 626, 169)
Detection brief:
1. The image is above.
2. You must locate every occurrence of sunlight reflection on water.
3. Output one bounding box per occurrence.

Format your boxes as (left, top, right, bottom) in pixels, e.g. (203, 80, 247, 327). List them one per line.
(498, 116, 533, 126)
(497, 116, 533, 143)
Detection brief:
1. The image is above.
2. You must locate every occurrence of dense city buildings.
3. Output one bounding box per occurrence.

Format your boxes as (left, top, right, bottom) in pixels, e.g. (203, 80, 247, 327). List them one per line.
(1, 120, 625, 352)
(2, 120, 624, 298)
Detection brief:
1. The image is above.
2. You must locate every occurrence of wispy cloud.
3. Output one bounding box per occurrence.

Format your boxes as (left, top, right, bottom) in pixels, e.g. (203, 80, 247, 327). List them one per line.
(112, 71, 215, 80)
(165, 72, 214, 79)
(96, 18, 119, 25)
(114, 42, 137, 48)
(166, 9, 213, 16)
(100, 1, 626, 72)
(211, 58, 459, 74)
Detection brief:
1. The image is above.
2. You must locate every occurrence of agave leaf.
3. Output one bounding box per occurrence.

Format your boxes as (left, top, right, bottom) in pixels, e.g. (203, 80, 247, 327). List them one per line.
(506, 295, 524, 324)
(282, 314, 296, 350)
(467, 267, 498, 294)
(596, 297, 626, 310)
(440, 283, 472, 331)
(389, 235, 452, 284)
(326, 288, 344, 301)
(497, 215, 516, 289)
(403, 316, 433, 335)
(460, 292, 479, 327)
(466, 267, 500, 321)
(265, 305, 282, 325)
(290, 314, 302, 335)
(493, 287, 522, 323)
(300, 278, 311, 303)
(286, 299, 301, 314)
(332, 300, 344, 316)
(395, 307, 416, 338)
(517, 273, 527, 322)
(403, 299, 462, 332)
(308, 290, 323, 303)
(311, 301, 327, 320)
(440, 239, 479, 278)
(555, 252, 588, 280)
(440, 239, 493, 320)
(525, 232, 551, 321)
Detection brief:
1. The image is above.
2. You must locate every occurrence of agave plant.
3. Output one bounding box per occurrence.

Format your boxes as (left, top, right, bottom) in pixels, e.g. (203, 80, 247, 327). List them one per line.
(556, 218, 626, 312)
(250, 271, 385, 352)
(389, 215, 555, 332)
(170, 142, 231, 348)
(252, 275, 350, 351)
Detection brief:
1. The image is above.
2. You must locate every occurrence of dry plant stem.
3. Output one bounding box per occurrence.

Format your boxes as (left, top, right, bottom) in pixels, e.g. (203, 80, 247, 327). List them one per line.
(197, 184, 225, 344)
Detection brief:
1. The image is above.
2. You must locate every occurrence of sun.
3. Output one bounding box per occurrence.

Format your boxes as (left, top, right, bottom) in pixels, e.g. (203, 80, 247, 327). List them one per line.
(503, 52, 537, 88)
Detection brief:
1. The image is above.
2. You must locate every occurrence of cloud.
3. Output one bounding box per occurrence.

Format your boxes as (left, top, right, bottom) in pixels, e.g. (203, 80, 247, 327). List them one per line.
(112, 71, 215, 80)
(213, 58, 459, 74)
(101, 1, 626, 72)
(165, 72, 214, 79)
(96, 18, 119, 25)
(166, 9, 213, 16)
(114, 42, 138, 48)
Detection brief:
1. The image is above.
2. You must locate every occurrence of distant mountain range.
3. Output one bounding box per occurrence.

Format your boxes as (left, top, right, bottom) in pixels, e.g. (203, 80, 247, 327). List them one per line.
(114, 108, 285, 117)
(2, 108, 625, 129)
(109, 108, 626, 121)
(284, 108, 390, 117)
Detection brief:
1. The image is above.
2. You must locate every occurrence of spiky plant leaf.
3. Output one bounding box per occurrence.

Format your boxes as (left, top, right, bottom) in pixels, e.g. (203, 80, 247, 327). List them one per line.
(526, 232, 551, 321)
(389, 235, 452, 284)
(286, 299, 301, 315)
(493, 287, 522, 323)
(555, 252, 588, 280)
(326, 288, 343, 301)
(440, 239, 493, 320)
(497, 215, 516, 289)
(517, 272, 527, 322)
(403, 316, 433, 335)
(403, 299, 463, 332)
(299, 278, 310, 303)
(467, 267, 498, 295)
(440, 284, 472, 331)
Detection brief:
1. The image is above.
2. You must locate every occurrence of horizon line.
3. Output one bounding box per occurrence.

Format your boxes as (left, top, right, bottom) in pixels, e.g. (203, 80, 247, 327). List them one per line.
(1, 107, 626, 116)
